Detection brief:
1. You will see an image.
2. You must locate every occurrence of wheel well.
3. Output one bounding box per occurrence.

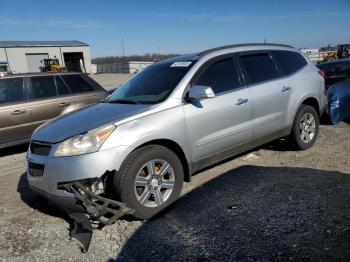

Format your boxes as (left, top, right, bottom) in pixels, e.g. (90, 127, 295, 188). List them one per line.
(135, 139, 191, 182)
(301, 97, 320, 116)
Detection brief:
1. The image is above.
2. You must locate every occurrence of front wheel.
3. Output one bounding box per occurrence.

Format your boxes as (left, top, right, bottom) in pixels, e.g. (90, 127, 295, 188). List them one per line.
(113, 145, 184, 219)
(289, 105, 319, 150)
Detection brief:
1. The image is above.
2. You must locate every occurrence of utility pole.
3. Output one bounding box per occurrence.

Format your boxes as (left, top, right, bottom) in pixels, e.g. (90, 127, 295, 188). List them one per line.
(121, 37, 125, 58)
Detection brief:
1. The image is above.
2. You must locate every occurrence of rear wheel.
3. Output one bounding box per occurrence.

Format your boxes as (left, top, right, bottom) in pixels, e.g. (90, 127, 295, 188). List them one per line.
(289, 105, 319, 150)
(114, 145, 184, 219)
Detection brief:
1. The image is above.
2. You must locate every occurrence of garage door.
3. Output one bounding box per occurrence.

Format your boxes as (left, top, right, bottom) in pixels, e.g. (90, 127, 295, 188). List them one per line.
(26, 53, 49, 72)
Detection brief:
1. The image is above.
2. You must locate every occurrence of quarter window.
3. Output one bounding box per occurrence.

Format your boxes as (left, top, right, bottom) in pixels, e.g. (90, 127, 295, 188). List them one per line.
(273, 51, 307, 75)
(194, 58, 241, 94)
(240, 53, 279, 84)
(30, 76, 57, 99)
(0, 78, 25, 104)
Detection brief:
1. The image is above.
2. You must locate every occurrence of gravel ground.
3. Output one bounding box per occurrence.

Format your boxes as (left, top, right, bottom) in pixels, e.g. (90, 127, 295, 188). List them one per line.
(90, 74, 131, 90)
(0, 74, 349, 261)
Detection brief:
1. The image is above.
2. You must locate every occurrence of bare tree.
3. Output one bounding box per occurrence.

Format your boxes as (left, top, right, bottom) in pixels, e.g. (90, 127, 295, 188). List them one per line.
(92, 53, 181, 65)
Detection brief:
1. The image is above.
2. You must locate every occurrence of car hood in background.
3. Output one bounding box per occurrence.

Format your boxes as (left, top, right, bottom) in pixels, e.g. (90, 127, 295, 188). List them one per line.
(32, 103, 152, 143)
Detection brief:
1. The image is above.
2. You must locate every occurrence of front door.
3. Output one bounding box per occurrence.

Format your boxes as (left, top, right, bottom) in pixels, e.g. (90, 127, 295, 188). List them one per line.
(0, 77, 32, 145)
(183, 57, 253, 165)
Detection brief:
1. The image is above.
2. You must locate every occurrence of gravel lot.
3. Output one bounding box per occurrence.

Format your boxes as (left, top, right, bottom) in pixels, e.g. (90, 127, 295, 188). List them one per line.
(0, 74, 349, 261)
(90, 73, 131, 90)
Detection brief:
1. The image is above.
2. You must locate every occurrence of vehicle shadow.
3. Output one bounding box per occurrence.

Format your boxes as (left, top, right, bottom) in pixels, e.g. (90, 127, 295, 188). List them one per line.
(262, 138, 292, 152)
(114, 165, 350, 262)
(0, 143, 29, 157)
(16, 172, 67, 219)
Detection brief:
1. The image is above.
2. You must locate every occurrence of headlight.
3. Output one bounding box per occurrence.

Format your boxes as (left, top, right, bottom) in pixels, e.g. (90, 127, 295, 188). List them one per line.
(53, 124, 115, 157)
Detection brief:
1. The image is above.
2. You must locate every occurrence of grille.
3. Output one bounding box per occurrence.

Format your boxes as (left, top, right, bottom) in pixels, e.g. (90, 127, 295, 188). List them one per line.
(30, 141, 52, 156)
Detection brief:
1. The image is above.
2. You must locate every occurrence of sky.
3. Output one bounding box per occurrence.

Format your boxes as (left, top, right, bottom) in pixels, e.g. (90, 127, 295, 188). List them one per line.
(1, 0, 350, 58)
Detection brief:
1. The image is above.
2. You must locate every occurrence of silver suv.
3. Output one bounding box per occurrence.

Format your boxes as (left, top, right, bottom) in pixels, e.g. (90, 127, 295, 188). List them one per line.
(27, 44, 325, 220)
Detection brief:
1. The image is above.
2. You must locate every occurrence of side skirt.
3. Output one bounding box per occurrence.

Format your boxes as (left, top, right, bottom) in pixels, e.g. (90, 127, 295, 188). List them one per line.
(191, 126, 291, 174)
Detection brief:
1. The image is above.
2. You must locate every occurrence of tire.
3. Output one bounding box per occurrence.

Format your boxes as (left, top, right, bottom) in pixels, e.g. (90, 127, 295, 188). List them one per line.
(289, 104, 319, 150)
(113, 145, 184, 219)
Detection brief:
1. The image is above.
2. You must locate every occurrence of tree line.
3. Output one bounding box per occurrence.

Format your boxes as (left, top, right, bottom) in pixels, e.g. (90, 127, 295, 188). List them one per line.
(92, 53, 181, 65)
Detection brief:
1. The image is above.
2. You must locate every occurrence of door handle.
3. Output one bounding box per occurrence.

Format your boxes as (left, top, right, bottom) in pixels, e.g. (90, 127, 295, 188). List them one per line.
(235, 98, 249, 105)
(58, 102, 70, 107)
(281, 86, 291, 92)
(11, 109, 26, 115)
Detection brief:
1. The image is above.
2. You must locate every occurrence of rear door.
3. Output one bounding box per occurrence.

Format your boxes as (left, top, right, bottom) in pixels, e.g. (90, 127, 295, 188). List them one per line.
(28, 75, 76, 131)
(0, 77, 32, 145)
(184, 56, 253, 164)
(60, 74, 107, 109)
(238, 52, 291, 138)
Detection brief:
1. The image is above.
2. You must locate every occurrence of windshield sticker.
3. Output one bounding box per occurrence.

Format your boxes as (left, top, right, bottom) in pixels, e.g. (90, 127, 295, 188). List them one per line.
(170, 61, 192, 67)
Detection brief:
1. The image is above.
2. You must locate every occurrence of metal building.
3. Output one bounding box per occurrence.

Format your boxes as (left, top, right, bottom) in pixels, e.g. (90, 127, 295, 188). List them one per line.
(0, 40, 92, 73)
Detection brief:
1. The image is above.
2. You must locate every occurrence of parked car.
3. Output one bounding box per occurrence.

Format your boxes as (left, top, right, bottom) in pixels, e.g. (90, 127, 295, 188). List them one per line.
(326, 79, 350, 124)
(0, 72, 107, 148)
(27, 44, 325, 222)
(316, 59, 350, 87)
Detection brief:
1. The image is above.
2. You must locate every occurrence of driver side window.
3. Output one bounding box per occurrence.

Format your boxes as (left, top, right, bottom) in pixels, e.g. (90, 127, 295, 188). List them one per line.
(194, 58, 241, 94)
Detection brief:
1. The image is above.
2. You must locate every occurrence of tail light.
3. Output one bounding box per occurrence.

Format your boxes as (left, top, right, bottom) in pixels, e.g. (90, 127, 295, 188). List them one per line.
(318, 70, 326, 78)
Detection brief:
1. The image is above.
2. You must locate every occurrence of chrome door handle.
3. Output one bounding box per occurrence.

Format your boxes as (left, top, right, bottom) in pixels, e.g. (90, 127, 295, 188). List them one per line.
(11, 109, 26, 115)
(235, 98, 249, 105)
(281, 86, 291, 92)
(58, 102, 70, 107)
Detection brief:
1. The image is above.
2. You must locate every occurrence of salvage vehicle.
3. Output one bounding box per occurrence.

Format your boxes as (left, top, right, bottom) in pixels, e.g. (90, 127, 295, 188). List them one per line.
(27, 43, 326, 224)
(317, 59, 350, 87)
(0, 72, 107, 148)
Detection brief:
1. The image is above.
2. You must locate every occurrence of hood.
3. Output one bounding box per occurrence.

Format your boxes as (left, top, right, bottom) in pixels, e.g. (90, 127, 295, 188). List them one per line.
(32, 102, 152, 143)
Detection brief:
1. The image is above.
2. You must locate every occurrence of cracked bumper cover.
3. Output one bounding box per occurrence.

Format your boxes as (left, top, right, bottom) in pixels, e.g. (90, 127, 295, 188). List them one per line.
(27, 145, 134, 223)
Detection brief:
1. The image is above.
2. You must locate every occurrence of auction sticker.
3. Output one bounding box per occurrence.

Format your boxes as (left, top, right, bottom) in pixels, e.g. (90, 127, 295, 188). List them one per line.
(171, 61, 192, 67)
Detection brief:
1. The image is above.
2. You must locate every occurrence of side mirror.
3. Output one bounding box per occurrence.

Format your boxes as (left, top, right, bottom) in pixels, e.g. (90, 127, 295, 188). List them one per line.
(188, 85, 215, 101)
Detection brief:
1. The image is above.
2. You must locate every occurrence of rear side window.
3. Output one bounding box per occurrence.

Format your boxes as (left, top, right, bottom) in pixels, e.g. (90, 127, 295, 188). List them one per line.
(55, 76, 71, 95)
(0, 78, 25, 104)
(273, 50, 307, 75)
(240, 53, 279, 84)
(61, 74, 95, 93)
(30, 76, 57, 99)
(194, 58, 241, 94)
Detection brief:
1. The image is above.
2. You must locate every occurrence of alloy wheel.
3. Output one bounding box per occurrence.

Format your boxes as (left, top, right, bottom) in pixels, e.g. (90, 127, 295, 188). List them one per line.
(134, 159, 175, 208)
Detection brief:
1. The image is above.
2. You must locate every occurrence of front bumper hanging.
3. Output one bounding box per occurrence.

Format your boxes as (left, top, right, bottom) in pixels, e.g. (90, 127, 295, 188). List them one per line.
(66, 181, 134, 225)
(61, 181, 134, 252)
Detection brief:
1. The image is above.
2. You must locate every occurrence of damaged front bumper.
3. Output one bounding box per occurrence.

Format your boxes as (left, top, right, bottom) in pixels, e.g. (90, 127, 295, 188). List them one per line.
(32, 179, 134, 252)
(27, 145, 134, 251)
(61, 181, 134, 225)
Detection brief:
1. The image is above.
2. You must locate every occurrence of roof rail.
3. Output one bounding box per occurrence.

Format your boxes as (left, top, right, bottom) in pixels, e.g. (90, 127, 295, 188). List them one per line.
(199, 43, 294, 57)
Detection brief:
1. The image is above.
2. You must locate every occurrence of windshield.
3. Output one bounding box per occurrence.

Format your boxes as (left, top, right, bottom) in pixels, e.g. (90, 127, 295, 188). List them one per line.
(108, 56, 196, 104)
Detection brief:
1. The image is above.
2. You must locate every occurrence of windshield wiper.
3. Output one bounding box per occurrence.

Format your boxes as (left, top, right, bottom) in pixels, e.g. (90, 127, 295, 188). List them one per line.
(109, 99, 140, 104)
